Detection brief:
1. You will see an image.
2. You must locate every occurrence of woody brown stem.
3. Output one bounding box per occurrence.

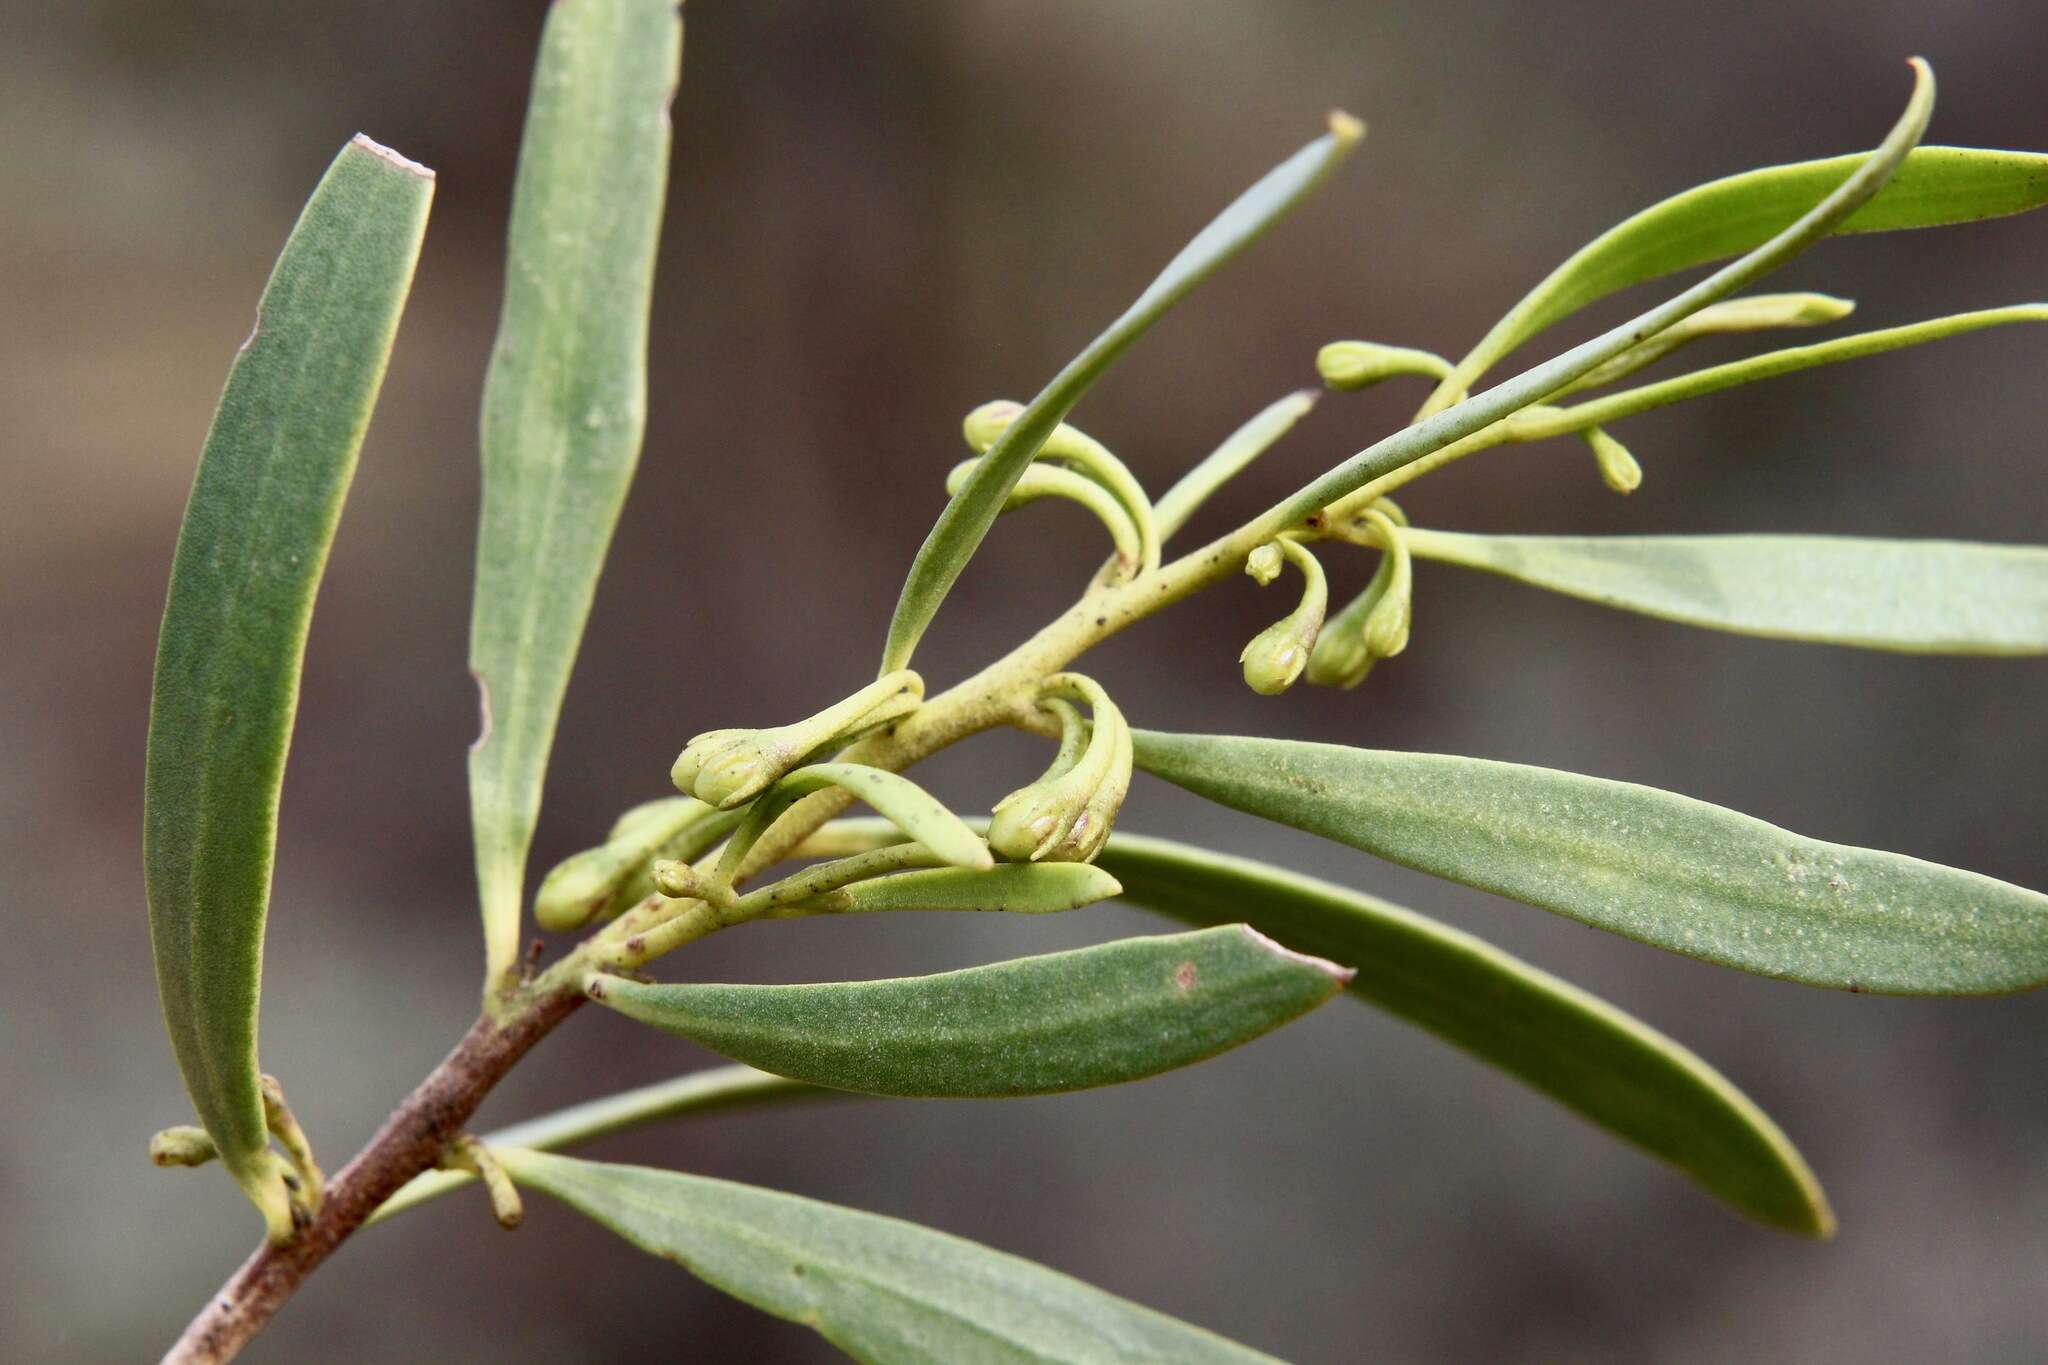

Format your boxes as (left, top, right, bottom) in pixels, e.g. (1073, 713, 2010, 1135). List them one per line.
(161, 985, 582, 1364)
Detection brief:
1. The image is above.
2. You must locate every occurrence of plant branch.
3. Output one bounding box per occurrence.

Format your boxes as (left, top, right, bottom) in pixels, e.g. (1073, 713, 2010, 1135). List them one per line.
(162, 986, 581, 1364)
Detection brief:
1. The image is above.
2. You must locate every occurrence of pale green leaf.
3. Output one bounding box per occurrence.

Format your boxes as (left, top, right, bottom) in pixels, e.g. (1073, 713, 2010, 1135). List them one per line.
(879, 115, 1364, 674)
(1434, 144, 2048, 403)
(143, 136, 432, 1233)
(586, 924, 1350, 1097)
(1097, 834, 1831, 1235)
(1403, 529, 2048, 654)
(468, 0, 682, 982)
(370, 1065, 819, 1226)
(501, 1150, 1287, 1364)
(1131, 731, 2048, 995)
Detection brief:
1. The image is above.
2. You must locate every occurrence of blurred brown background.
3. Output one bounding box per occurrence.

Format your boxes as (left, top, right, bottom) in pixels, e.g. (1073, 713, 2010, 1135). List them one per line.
(5, 2, 2045, 1360)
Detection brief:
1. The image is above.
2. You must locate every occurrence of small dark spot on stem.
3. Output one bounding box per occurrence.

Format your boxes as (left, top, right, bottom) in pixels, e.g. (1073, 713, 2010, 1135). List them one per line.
(1174, 961, 1198, 991)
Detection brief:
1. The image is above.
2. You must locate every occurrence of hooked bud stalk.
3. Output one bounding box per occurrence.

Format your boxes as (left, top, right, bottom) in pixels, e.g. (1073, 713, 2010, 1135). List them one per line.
(1239, 538, 1328, 695)
(961, 400, 1160, 574)
(1315, 340, 1453, 391)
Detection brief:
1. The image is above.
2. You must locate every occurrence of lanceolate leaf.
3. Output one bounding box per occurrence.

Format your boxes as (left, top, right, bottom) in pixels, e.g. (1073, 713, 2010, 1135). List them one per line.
(879, 115, 1364, 675)
(468, 0, 682, 983)
(586, 925, 1351, 1097)
(370, 1065, 820, 1226)
(1097, 834, 1831, 1235)
(501, 1150, 1285, 1364)
(1428, 144, 2048, 406)
(143, 137, 432, 1235)
(1402, 529, 2048, 654)
(1131, 732, 2048, 995)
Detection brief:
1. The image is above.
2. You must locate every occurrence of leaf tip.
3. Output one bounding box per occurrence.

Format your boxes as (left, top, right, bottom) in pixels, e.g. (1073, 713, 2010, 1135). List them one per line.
(1238, 924, 1356, 985)
(1327, 109, 1366, 145)
(349, 132, 436, 181)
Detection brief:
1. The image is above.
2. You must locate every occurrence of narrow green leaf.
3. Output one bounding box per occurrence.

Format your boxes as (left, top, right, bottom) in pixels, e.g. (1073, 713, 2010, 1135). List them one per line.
(1154, 390, 1321, 540)
(1403, 529, 2048, 654)
(500, 1150, 1286, 1364)
(1521, 305, 2047, 435)
(1433, 144, 2048, 403)
(143, 137, 432, 1234)
(879, 115, 1364, 674)
(799, 862, 1125, 916)
(468, 0, 682, 982)
(1097, 834, 1831, 1235)
(1131, 731, 2048, 995)
(370, 1065, 820, 1226)
(1274, 62, 1936, 528)
(587, 924, 1351, 1097)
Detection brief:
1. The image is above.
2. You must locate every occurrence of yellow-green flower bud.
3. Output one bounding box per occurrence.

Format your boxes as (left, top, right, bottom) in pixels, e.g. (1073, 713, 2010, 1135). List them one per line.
(1355, 508, 1413, 658)
(671, 672, 925, 809)
(1585, 426, 1642, 494)
(960, 399, 1160, 573)
(1241, 619, 1314, 695)
(947, 457, 1144, 570)
(1316, 340, 1453, 392)
(1305, 628, 1375, 690)
(1244, 542, 1286, 586)
(1363, 586, 1411, 659)
(536, 797, 731, 931)
(149, 1125, 219, 1168)
(962, 398, 1027, 453)
(1306, 551, 1394, 689)
(988, 680, 1131, 863)
(535, 842, 645, 933)
(1239, 539, 1327, 696)
(1562, 292, 1858, 394)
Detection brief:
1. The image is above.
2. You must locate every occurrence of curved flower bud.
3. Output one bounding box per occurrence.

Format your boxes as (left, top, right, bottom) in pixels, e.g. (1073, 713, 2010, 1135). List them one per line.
(1239, 539, 1327, 696)
(1561, 291, 1857, 395)
(713, 762, 991, 893)
(962, 399, 1159, 573)
(1354, 507, 1413, 658)
(946, 458, 1144, 570)
(1306, 551, 1393, 689)
(1316, 340, 1453, 391)
(149, 1125, 220, 1169)
(1584, 425, 1643, 494)
(989, 677, 1133, 863)
(671, 671, 925, 809)
(534, 796, 734, 932)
